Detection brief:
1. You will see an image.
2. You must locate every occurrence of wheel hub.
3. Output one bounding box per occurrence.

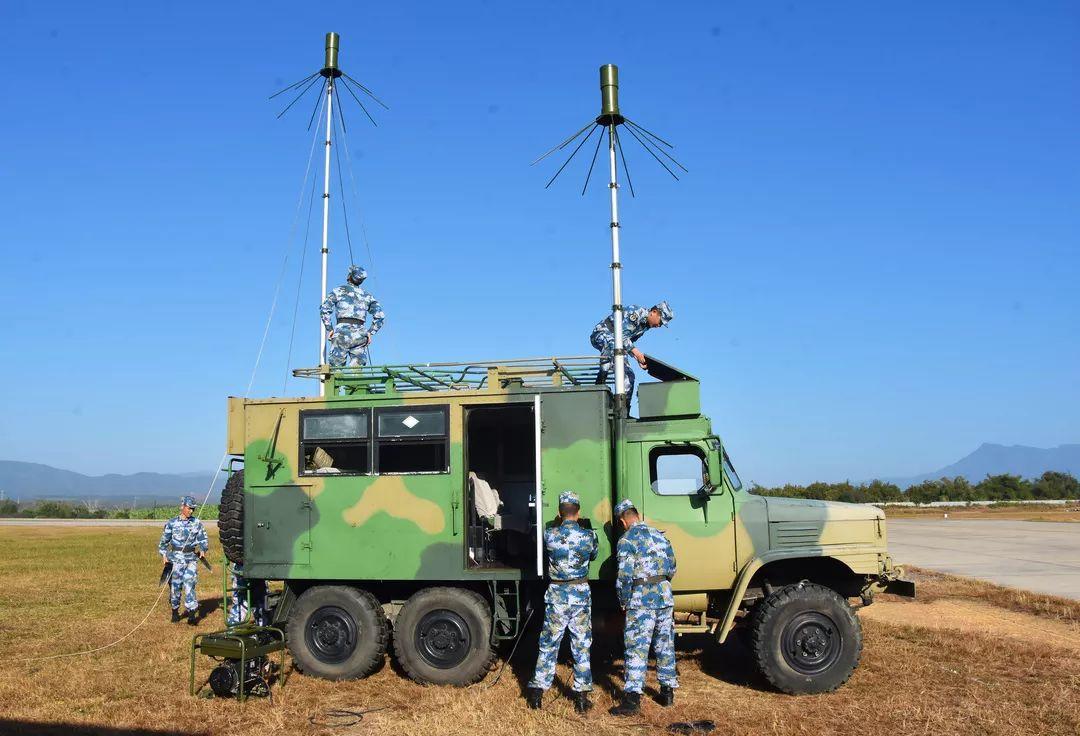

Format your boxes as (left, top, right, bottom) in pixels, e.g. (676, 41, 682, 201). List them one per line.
(782, 611, 841, 675)
(305, 606, 359, 664)
(415, 609, 471, 669)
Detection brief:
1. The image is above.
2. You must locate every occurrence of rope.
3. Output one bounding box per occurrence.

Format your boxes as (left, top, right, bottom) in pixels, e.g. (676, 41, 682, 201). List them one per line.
(308, 706, 391, 728)
(16, 85, 329, 665)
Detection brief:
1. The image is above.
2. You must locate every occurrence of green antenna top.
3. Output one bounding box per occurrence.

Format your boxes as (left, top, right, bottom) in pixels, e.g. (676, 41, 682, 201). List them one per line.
(322, 32, 341, 76)
(598, 64, 622, 124)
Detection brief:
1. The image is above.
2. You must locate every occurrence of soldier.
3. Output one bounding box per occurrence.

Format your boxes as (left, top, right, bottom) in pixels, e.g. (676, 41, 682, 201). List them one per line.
(609, 498, 678, 716)
(158, 495, 210, 625)
(525, 491, 599, 714)
(320, 264, 386, 368)
(590, 301, 674, 399)
(226, 562, 268, 627)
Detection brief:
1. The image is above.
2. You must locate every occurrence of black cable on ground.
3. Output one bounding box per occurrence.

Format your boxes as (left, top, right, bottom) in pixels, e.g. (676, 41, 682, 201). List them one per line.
(479, 604, 536, 690)
(309, 706, 390, 728)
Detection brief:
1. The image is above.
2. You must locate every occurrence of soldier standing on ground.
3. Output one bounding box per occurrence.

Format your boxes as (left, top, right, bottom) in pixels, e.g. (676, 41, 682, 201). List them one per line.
(609, 498, 678, 716)
(590, 301, 674, 399)
(226, 562, 268, 627)
(320, 265, 386, 368)
(525, 491, 599, 713)
(158, 495, 210, 626)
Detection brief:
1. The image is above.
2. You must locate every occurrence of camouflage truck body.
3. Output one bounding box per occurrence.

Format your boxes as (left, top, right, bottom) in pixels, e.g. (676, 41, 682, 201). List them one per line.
(222, 357, 911, 691)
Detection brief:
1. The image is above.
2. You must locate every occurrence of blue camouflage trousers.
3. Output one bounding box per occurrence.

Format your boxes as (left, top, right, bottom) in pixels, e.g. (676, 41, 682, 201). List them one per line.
(169, 557, 199, 612)
(623, 606, 678, 693)
(528, 602, 593, 692)
(590, 329, 635, 396)
(329, 323, 370, 368)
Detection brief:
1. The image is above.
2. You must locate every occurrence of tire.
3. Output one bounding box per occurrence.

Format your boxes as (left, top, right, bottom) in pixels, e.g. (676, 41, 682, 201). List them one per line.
(749, 582, 862, 695)
(218, 470, 244, 565)
(392, 587, 495, 686)
(286, 585, 389, 680)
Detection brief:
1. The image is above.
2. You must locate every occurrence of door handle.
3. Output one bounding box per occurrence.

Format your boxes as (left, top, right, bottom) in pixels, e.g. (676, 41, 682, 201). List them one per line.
(256, 522, 270, 530)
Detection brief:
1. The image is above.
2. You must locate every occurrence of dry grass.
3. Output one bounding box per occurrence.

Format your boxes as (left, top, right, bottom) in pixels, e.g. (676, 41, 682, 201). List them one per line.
(884, 503, 1080, 522)
(1, 527, 1078, 736)
(904, 566, 1080, 624)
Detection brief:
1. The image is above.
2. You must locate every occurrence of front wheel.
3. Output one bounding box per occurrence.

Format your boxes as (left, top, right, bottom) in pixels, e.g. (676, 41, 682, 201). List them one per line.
(392, 587, 495, 686)
(749, 582, 862, 694)
(286, 585, 388, 680)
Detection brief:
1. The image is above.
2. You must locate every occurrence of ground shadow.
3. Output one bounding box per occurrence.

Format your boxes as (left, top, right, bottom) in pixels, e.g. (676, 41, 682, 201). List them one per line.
(0, 722, 208, 736)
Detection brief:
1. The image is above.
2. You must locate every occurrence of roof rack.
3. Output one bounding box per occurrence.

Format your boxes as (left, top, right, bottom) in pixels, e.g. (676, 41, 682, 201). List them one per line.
(292, 356, 613, 394)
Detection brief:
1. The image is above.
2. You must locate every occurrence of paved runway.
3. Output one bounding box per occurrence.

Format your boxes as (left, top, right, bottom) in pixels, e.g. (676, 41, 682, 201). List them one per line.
(888, 519, 1080, 600)
(0, 519, 217, 527)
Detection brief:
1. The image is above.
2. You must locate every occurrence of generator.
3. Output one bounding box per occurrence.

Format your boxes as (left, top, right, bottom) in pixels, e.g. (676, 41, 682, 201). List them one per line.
(190, 624, 286, 701)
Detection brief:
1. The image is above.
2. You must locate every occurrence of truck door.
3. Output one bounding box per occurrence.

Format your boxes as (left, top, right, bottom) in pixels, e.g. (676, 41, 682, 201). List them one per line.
(636, 441, 737, 592)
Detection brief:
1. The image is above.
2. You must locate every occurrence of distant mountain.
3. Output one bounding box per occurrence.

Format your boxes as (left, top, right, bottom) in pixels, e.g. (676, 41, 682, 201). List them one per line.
(0, 460, 224, 503)
(888, 443, 1080, 489)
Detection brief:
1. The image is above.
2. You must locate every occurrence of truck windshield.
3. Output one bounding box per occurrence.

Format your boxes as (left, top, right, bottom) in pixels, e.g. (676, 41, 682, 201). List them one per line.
(722, 450, 743, 491)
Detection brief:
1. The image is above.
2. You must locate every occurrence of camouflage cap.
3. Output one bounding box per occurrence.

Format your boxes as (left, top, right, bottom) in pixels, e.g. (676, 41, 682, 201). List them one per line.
(652, 300, 674, 326)
(614, 498, 636, 516)
(180, 495, 198, 509)
(347, 265, 368, 284)
(558, 490, 580, 507)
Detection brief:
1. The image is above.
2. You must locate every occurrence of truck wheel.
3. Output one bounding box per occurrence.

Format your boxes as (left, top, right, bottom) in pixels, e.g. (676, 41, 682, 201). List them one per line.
(218, 470, 244, 565)
(749, 582, 862, 694)
(286, 586, 388, 680)
(393, 587, 495, 686)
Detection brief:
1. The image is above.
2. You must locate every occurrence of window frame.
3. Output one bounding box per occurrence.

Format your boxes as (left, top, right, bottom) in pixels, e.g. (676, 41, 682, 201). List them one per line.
(648, 444, 709, 497)
(298, 407, 373, 477)
(373, 404, 451, 475)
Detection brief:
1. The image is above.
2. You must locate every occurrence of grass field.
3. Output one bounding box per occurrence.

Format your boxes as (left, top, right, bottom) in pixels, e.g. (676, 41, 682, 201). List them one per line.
(1, 527, 1078, 736)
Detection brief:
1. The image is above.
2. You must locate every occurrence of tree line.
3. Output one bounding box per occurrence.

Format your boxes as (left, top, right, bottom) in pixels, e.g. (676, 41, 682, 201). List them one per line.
(0, 499, 219, 520)
(751, 471, 1080, 504)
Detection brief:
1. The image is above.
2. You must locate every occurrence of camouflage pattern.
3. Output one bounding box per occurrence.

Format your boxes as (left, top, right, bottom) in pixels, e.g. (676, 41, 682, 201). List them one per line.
(528, 518, 599, 692)
(227, 563, 268, 627)
(623, 606, 677, 693)
(590, 305, 654, 395)
(615, 521, 676, 610)
(320, 270, 385, 368)
(225, 355, 906, 646)
(616, 519, 678, 693)
(158, 515, 208, 611)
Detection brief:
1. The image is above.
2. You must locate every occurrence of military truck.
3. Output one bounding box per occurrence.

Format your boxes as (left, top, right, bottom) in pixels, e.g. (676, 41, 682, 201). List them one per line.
(219, 356, 913, 694)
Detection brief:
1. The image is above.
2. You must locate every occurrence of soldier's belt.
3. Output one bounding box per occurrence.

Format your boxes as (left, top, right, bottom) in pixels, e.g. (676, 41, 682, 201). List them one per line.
(336, 318, 365, 326)
(632, 575, 670, 586)
(170, 544, 198, 553)
(549, 577, 588, 585)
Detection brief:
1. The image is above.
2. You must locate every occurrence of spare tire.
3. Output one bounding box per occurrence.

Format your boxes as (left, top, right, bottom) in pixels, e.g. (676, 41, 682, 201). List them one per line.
(218, 469, 244, 565)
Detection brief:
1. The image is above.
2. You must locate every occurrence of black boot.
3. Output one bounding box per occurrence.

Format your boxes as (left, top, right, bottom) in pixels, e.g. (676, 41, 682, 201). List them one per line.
(608, 691, 640, 717)
(658, 685, 675, 707)
(525, 687, 543, 710)
(170, 608, 181, 624)
(573, 691, 593, 714)
(186, 606, 200, 626)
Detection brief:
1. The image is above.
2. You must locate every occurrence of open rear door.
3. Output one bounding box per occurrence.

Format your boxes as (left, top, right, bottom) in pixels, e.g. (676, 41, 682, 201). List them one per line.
(533, 395, 543, 576)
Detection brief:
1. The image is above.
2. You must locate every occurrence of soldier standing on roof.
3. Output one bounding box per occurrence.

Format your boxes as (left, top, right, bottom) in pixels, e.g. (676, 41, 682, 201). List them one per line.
(158, 495, 210, 626)
(590, 301, 673, 399)
(524, 491, 599, 714)
(320, 265, 386, 368)
(609, 498, 678, 716)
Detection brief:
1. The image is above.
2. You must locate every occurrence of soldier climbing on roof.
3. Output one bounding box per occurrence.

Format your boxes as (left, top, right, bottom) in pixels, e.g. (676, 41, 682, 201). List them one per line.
(609, 498, 678, 716)
(524, 491, 599, 714)
(158, 495, 210, 626)
(320, 265, 385, 368)
(590, 301, 673, 400)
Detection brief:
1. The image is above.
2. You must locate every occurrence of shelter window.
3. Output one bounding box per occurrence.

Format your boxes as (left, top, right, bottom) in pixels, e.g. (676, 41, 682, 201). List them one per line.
(375, 406, 449, 474)
(649, 446, 707, 496)
(300, 410, 370, 475)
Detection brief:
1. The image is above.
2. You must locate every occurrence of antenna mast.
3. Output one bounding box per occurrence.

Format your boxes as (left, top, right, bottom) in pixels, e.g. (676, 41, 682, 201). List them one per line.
(535, 64, 685, 413)
(271, 32, 388, 394)
(318, 33, 340, 393)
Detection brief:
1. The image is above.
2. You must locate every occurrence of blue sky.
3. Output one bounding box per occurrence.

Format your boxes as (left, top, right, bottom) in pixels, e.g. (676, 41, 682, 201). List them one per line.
(0, 2, 1076, 486)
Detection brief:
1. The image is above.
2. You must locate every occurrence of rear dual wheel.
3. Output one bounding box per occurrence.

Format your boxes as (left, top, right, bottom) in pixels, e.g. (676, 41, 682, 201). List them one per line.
(392, 587, 495, 686)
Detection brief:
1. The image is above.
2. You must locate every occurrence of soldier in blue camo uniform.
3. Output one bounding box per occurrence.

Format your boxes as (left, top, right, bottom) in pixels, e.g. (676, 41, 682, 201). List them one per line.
(525, 491, 599, 714)
(609, 498, 678, 716)
(158, 495, 210, 626)
(226, 562, 268, 627)
(320, 265, 386, 368)
(590, 301, 674, 398)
